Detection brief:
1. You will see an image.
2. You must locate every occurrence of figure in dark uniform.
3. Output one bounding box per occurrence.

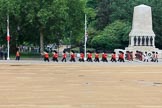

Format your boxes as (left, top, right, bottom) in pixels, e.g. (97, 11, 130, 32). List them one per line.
(146, 36, 149, 46)
(61, 51, 67, 62)
(52, 50, 58, 62)
(150, 36, 153, 46)
(70, 50, 76, 62)
(142, 36, 145, 46)
(94, 52, 100, 62)
(134, 36, 137, 46)
(138, 36, 141, 46)
(87, 51, 93, 62)
(79, 52, 84, 62)
(111, 52, 117, 62)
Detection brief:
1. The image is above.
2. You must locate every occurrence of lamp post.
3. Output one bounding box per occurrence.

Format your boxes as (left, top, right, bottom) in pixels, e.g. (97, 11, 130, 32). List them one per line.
(70, 31, 72, 53)
(6, 15, 10, 60)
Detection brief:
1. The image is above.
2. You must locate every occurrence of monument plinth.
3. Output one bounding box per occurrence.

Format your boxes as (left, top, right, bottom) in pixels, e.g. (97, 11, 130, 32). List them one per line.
(125, 4, 161, 57)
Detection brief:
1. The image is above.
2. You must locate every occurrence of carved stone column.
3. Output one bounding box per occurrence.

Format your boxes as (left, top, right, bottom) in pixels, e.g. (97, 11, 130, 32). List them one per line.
(144, 36, 147, 46)
(131, 37, 134, 46)
(140, 36, 142, 46)
(148, 37, 151, 46)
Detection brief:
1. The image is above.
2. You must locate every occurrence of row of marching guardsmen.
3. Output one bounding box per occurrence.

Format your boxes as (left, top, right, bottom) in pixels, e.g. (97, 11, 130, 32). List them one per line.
(42, 50, 125, 62)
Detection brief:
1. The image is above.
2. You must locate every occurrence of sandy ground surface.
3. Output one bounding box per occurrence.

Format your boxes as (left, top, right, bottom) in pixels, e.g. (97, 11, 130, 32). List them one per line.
(0, 60, 162, 108)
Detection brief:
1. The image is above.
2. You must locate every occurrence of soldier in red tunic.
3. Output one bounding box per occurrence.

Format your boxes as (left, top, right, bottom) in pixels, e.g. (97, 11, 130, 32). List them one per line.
(70, 50, 76, 62)
(16, 50, 20, 61)
(118, 51, 125, 62)
(52, 50, 58, 62)
(87, 51, 93, 62)
(79, 52, 84, 62)
(94, 52, 99, 62)
(61, 51, 67, 62)
(43, 51, 49, 62)
(102, 52, 108, 62)
(111, 52, 116, 62)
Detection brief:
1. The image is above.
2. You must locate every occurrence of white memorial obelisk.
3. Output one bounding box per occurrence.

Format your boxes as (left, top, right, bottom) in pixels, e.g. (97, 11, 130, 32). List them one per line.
(125, 4, 161, 56)
(129, 4, 155, 47)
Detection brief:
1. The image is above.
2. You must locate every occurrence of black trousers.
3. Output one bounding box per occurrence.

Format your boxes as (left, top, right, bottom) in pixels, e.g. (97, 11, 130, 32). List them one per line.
(111, 58, 116, 62)
(94, 58, 99, 62)
(16, 56, 20, 61)
(44, 57, 49, 62)
(70, 58, 75, 62)
(102, 58, 108, 62)
(87, 58, 93, 62)
(79, 58, 84, 62)
(118, 58, 124, 62)
(53, 57, 58, 62)
(62, 58, 66, 62)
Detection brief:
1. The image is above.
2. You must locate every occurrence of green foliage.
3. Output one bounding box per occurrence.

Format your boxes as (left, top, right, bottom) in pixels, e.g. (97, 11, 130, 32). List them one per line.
(88, 0, 162, 50)
(0, 0, 85, 52)
(91, 20, 131, 50)
(1, 0, 162, 52)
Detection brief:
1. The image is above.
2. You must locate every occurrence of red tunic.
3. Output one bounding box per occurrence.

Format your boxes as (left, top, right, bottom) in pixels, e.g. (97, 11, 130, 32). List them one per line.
(95, 53, 99, 58)
(16, 51, 20, 57)
(53, 53, 58, 58)
(119, 53, 124, 59)
(63, 53, 66, 58)
(127, 53, 130, 60)
(71, 53, 75, 59)
(88, 53, 92, 58)
(112, 54, 116, 59)
(80, 53, 84, 59)
(44, 53, 49, 58)
(103, 53, 107, 59)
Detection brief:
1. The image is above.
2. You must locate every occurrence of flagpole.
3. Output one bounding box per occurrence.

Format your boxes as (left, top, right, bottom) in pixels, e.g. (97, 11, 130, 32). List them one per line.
(84, 14, 87, 60)
(7, 15, 10, 60)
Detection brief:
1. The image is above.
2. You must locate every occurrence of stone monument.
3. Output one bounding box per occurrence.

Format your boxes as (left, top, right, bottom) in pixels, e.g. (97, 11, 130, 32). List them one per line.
(125, 4, 161, 57)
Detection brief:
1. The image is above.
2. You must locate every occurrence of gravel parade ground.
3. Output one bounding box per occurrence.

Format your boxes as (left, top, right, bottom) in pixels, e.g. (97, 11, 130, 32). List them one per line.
(0, 60, 162, 108)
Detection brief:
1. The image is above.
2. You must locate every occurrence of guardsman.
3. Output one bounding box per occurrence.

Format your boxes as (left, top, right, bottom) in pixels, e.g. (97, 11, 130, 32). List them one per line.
(118, 51, 124, 62)
(102, 52, 108, 62)
(70, 51, 76, 62)
(43, 51, 49, 62)
(61, 51, 67, 62)
(16, 50, 20, 61)
(87, 51, 93, 62)
(52, 50, 58, 62)
(111, 52, 116, 62)
(94, 52, 99, 62)
(79, 52, 84, 62)
(121, 52, 125, 62)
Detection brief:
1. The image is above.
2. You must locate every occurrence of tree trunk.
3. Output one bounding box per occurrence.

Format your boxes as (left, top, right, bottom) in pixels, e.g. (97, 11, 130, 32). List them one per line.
(40, 27, 44, 53)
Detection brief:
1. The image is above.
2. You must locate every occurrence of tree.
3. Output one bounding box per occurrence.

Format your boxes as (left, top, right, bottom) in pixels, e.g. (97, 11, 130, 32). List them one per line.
(91, 20, 131, 50)
(0, 0, 20, 51)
